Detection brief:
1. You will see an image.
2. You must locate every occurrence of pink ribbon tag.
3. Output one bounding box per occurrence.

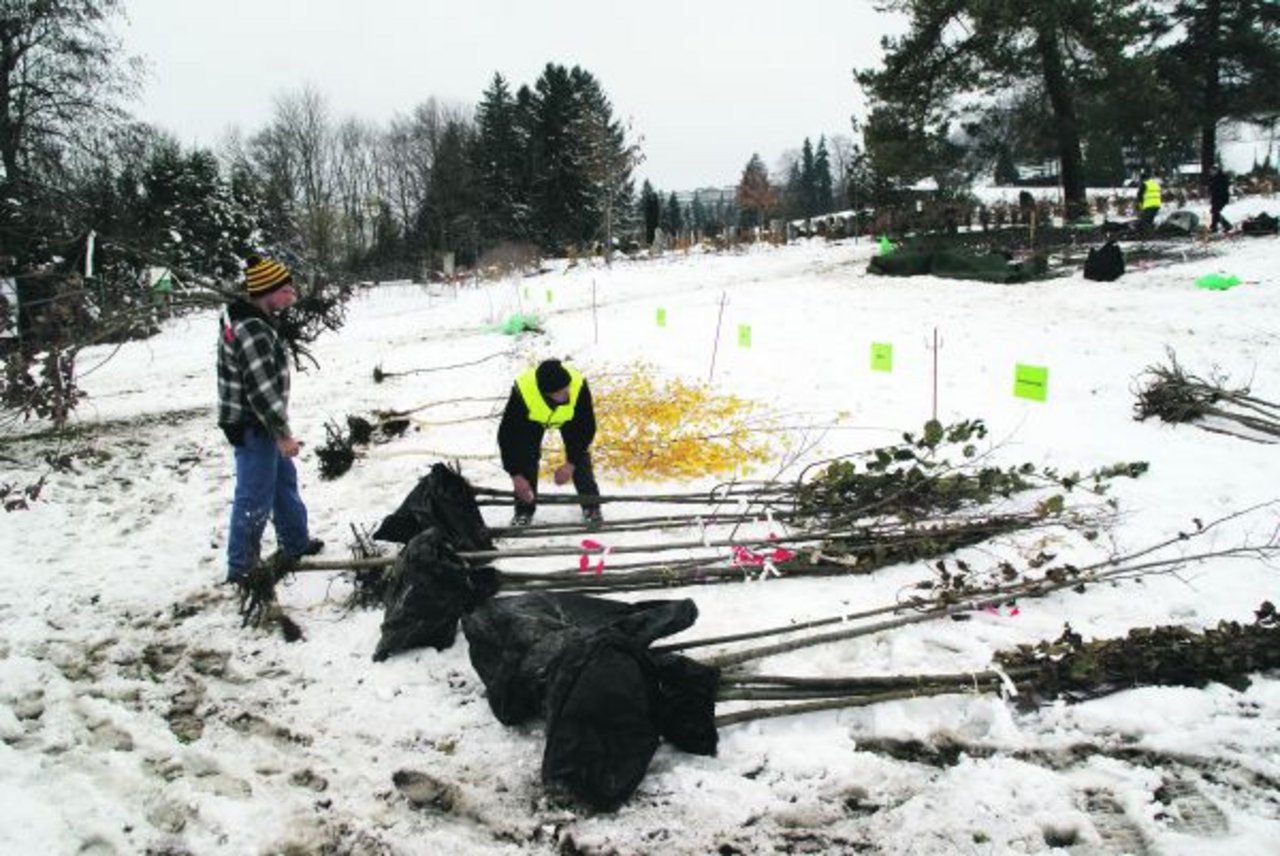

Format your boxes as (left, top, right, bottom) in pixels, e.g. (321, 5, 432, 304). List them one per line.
(578, 539, 610, 576)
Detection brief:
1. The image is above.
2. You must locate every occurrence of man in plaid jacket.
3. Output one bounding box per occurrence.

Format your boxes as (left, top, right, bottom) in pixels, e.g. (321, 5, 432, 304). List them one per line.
(217, 256, 322, 584)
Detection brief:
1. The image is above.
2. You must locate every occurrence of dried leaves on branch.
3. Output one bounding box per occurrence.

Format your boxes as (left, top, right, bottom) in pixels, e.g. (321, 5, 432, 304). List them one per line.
(1134, 350, 1280, 443)
(586, 363, 776, 482)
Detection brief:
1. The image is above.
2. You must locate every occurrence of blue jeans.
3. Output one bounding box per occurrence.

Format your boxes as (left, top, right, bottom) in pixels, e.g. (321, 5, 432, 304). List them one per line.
(226, 426, 310, 581)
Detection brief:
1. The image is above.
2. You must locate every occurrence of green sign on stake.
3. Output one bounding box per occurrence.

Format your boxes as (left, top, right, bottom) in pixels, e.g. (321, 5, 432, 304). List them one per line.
(871, 341, 893, 372)
(737, 324, 752, 348)
(545, 289, 554, 304)
(656, 307, 667, 327)
(1014, 363, 1049, 402)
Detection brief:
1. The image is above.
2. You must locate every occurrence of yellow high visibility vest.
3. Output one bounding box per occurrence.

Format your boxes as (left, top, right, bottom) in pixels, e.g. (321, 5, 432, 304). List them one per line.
(515, 365, 584, 428)
(1141, 179, 1162, 210)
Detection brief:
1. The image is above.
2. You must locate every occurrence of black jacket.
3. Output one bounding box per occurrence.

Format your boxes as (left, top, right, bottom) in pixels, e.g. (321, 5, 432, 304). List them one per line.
(497, 380, 597, 475)
(1209, 172, 1230, 209)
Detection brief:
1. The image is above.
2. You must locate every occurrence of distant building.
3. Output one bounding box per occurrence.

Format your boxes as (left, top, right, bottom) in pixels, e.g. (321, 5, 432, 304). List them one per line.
(673, 186, 737, 207)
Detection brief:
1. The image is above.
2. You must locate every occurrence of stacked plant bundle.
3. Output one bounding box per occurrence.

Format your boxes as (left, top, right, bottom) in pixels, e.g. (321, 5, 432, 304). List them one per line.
(1134, 350, 1280, 443)
(236, 415, 1156, 643)
(281, 419, 1150, 600)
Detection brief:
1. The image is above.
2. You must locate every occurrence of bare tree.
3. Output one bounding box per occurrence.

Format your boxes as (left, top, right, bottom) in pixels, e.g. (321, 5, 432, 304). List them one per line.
(827, 134, 856, 209)
(0, 0, 139, 259)
(332, 118, 379, 260)
(736, 153, 777, 235)
(272, 87, 336, 267)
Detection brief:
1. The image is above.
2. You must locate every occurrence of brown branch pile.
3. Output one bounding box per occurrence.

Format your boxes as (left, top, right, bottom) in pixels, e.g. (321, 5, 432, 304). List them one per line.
(1134, 350, 1280, 443)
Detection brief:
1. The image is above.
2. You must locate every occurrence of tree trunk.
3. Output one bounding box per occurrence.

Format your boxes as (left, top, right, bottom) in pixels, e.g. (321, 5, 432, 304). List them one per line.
(1035, 25, 1088, 220)
(604, 188, 613, 267)
(1198, 0, 1223, 181)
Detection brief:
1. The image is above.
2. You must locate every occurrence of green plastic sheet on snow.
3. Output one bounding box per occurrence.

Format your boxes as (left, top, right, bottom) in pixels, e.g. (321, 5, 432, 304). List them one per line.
(1195, 273, 1241, 291)
(867, 247, 1048, 283)
(490, 313, 544, 335)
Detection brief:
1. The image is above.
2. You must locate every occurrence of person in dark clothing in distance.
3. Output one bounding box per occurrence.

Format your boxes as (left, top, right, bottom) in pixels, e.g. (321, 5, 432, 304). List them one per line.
(497, 359, 602, 527)
(1209, 168, 1232, 234)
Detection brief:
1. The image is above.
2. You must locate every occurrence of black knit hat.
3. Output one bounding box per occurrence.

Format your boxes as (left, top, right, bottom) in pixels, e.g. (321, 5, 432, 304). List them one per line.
(535, 359, 571, 394)
(244, 255, 292, 297)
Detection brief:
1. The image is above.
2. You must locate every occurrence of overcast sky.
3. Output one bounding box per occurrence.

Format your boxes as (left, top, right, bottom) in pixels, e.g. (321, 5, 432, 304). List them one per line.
(116, 0, 905, 191)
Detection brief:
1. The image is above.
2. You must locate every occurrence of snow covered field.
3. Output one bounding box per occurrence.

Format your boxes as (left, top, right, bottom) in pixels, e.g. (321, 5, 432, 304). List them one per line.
(2, 194, 1279, 855)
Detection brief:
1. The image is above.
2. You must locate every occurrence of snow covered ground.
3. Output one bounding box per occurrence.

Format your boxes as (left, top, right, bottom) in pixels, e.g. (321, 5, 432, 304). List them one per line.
(2, 193, 1279, 855)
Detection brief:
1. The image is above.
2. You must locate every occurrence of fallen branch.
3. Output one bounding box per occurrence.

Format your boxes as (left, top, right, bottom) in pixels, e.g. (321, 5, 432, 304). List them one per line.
(373, 350, 509, 383)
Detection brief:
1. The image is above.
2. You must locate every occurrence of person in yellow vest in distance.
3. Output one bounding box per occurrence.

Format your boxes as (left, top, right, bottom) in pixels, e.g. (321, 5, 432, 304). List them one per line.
(1136, 173, 1161, 229)
(497, 359, 602, 528)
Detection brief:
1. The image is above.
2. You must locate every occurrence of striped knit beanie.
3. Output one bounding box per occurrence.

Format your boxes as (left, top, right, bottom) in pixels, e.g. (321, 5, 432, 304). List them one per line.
(243, 255, 292, 297)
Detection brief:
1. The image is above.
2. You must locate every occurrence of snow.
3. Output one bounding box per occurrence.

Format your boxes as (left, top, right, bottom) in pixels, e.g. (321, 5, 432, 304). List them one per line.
(2, 192, 1279, 855)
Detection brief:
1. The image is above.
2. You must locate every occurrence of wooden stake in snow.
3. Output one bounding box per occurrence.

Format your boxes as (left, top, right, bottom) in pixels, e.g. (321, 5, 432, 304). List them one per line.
(926, 327, 942, 421)
(592, 279, 599, 344)
(709, 291, 728, 381)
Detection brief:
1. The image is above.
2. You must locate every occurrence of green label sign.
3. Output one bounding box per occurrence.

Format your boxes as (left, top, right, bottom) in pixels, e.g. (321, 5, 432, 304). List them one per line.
(1014, 363, 1049, 401)
(656, 307, 667, 327)
(737, 324, 752, 348)
(871, 342, 893, 372)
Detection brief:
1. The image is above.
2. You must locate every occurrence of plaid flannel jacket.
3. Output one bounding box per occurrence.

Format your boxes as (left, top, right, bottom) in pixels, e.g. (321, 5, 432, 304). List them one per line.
(217, 299, 292, 439)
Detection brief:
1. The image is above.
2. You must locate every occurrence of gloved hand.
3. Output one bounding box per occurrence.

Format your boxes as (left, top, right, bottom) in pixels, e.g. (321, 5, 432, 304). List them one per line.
(511, 474, 535, 504)
(553, 462, 575, 486)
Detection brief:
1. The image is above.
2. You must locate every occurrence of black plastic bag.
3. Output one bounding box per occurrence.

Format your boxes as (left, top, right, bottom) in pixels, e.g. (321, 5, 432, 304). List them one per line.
(1084, 240, 1125, 282)
(372, 462, 494, 551)
(373, 528, 499, 661)
(462, 592, 697, 724)
(652, 653, 720, 756)
(541, 631, 660, 811)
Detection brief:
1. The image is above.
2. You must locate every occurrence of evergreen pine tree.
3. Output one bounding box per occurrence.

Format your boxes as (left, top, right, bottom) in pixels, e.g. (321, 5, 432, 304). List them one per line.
(799, 138, 818, 217)
(474, 73, 523, 246)
(814, 136, 834, 215)
(662, 192, 683, 237)
(639, 180, 661, 245)
(690, 191, 707, 237)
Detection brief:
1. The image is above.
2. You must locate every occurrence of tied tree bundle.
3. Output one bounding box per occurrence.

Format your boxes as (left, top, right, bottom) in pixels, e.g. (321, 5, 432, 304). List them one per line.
(714, 602, 1280, 726)
(996, 601, 1280, 704)
(1134, 350, 1280, 443)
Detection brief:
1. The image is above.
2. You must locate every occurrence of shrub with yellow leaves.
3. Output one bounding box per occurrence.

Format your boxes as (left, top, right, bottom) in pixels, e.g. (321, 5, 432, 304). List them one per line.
(540, 363, 775, 484)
